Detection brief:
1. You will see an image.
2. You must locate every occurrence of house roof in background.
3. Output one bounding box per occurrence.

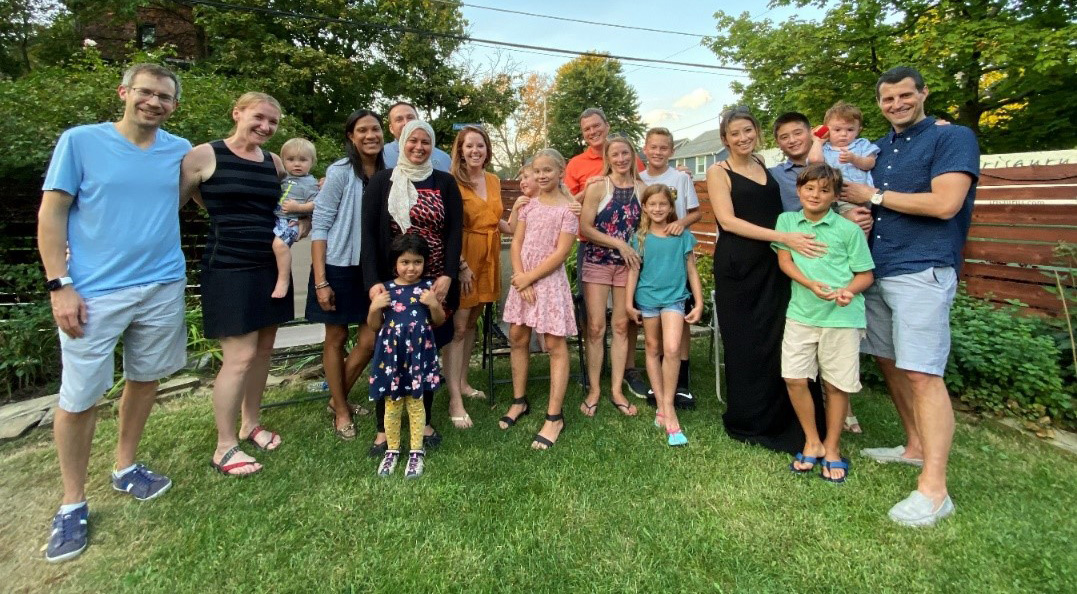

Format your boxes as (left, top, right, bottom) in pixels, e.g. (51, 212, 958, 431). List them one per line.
(674, 129, 724, 159)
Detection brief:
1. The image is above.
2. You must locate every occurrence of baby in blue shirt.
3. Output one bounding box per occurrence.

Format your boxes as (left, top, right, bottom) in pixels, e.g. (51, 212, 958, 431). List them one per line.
(808, 101, 880, 215)
(272, 138, 318, 298)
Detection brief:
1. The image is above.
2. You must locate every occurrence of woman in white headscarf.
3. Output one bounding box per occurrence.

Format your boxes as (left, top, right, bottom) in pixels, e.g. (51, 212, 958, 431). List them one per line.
(362, 119, 463, 456)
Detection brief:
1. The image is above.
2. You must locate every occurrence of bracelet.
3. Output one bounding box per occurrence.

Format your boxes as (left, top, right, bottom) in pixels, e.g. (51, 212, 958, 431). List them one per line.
(314, 281, 330, 289)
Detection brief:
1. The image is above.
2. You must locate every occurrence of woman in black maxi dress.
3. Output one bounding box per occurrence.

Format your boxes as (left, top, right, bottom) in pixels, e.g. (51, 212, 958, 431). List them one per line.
(707, 109, 826, 455)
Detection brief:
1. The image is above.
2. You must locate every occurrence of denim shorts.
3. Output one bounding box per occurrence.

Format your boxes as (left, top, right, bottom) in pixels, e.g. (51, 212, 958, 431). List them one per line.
(273, 217, 300, 246)
(639, 301, 685, 319)
(59, 280, 187, 412)
(861, 266, 958, 376)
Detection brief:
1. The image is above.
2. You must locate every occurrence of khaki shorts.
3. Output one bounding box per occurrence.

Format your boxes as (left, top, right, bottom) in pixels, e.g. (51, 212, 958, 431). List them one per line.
(781, 319, 864, 394)
(58, 280, 187, 412)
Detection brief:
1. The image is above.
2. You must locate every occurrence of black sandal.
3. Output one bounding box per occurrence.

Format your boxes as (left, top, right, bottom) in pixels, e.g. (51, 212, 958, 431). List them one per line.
(531, 413, 565, 450)
(499, 397, 530, 429)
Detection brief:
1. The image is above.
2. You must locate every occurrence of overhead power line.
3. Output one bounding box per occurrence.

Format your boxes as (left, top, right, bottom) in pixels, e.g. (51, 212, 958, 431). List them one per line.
(173, 0, 747, 74)
(429, 0, 711, 38)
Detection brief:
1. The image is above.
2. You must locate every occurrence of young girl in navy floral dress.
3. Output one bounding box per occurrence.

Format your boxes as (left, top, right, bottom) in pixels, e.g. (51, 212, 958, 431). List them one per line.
(368, 235, 446, 478)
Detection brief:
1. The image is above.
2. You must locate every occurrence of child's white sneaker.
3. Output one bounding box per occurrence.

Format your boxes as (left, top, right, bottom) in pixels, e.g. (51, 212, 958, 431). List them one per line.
(377, 450, 399, 477)
(404, 451, 425, 479)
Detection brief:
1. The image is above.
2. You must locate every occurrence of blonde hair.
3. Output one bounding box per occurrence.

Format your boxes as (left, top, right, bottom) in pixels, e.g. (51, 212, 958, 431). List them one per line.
(601, 137, 642, 182)
(450, 125, 492, 190)
(823, 101, 864, 127)
(530, 148, 572, 199)
(229, 92, 282, 135)
(636, 184, 677, 258)
(280, 137, 316, 164)
(645, 127, 674, 145)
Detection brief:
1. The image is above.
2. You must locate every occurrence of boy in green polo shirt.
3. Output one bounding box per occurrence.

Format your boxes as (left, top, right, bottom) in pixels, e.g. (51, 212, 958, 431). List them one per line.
(773, 164, 875, 483)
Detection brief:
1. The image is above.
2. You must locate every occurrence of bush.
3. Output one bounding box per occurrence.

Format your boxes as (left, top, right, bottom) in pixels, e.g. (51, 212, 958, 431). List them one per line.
(946, 286, 1074, 429)
(0, 264, 59, 396)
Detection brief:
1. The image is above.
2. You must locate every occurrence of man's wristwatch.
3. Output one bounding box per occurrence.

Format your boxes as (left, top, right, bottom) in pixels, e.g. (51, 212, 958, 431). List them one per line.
(869, 191, 885, 206)
(46, 276, 73, 291)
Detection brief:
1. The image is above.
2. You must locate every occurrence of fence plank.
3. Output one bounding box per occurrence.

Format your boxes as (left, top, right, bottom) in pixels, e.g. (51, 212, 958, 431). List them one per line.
(964, 276, 1061, 310)
(967, 225, 1077, 244)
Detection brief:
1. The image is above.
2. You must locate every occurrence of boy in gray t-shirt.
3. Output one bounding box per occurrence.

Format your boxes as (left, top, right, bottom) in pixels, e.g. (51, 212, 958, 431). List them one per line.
(272, 138, 318, 298)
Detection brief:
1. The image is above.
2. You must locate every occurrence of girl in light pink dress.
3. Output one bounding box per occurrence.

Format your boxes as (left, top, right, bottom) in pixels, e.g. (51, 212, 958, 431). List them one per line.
(499, 149, 578, 450)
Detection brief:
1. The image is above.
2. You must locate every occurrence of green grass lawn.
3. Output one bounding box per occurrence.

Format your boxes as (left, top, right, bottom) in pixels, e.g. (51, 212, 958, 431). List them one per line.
(1, 341, 1075, 593)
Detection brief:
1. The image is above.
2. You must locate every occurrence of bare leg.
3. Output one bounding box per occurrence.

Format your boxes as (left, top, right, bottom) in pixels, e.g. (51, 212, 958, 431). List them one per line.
(114, 379, 160, 469)
(659, 312, 684, 431)
(608, 286, 636, 415)
(500, 323, 532, 429)
(906, 371, 954, 503)
(457, 307, 484, 397)
(271, 237, 291, 299)
(211, 332, 262, 474)
(821, 381, 849, 480)
(785, 378, 825, 470)
(642, 317, 664, 426)
(582, 281, 609, 413)
(238, 326, 280, 447)
(323, 324, 353, 430)
(532, 335, 568, 449)
(443, 306, 476, 428)
(55, 407, 97, 504)
(876, 356, 923, 459)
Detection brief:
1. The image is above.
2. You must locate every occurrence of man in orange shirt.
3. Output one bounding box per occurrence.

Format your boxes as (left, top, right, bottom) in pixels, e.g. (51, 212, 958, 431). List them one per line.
(565, 107, 649, 401)
(565, 107, 644, 199)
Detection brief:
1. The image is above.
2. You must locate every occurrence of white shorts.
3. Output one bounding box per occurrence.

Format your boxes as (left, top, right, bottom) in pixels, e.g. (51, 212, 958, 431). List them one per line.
(781, 319, 864, 394)
(59, 280, 187, 412)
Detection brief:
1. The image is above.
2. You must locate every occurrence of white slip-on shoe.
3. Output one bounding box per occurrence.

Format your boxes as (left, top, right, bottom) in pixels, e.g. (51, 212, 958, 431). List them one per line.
(889, 491, 955, 527)
(861, 445, 924, 467)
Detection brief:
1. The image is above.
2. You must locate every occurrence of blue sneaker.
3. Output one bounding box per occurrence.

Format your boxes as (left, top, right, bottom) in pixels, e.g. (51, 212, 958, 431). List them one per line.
(112, 464, 172, 501)
(45, 505, 89, 563)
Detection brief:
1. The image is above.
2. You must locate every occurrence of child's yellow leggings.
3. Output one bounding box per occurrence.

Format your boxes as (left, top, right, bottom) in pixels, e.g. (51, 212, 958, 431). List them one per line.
(384, 397, 426, 452)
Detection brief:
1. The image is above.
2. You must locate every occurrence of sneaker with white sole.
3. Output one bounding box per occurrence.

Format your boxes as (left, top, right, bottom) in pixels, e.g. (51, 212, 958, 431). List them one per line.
(378, 450, 400, 476)
(45, 504, 89, 563)
(404, 451, 425, 479)
(624, 369, 650, 400)
(861, 445, 924, 467)
(112, 464, 172, 501)
(888, 491, 955, 527)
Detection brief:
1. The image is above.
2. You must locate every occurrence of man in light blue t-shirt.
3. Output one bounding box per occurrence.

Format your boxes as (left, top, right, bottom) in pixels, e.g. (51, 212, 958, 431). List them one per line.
(38, 63, 192, 563)
(382, 101, 451, 171)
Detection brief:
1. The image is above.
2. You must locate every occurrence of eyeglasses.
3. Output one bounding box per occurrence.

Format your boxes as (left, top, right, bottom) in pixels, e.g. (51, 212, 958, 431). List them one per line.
(128, 87, 176, 105)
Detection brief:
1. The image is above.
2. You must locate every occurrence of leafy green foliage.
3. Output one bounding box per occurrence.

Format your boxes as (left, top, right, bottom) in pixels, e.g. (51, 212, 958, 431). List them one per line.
(0, 48, 342, 179)
(188, 0, 517, 144)
(946, 286, 1073, 428)
(547, 54, 645, 158)
(706, 0, 1077, 153)
(0, 263, 57, 395)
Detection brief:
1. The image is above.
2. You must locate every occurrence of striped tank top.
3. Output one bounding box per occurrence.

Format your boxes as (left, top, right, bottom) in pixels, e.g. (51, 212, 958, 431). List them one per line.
(199, 140, 281, 269)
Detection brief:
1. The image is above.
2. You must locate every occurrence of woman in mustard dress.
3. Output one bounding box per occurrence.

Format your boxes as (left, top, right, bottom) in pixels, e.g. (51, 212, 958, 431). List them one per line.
(442, 125, 516, 428)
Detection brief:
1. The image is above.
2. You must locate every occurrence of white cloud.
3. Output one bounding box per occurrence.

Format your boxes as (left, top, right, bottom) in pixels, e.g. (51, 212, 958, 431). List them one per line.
(642, 109, 680, 126)
(673, 88, 713, 110)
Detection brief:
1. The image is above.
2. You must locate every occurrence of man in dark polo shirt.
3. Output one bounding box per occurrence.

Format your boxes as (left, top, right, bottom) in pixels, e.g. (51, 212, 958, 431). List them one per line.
(842, 67, 979, 527)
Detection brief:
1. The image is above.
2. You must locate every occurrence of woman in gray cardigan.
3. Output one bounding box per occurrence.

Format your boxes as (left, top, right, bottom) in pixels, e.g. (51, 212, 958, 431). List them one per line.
(306, 109, 386, 440)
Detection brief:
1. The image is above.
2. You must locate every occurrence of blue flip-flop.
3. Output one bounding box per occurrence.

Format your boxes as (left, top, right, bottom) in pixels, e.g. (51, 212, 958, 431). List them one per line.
(789, 452, 823, 474)
(820, 457, 851, 484)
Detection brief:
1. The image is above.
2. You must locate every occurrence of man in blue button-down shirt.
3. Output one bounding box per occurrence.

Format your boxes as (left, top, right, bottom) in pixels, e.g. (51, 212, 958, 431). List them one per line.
(843, 67, 979, 527)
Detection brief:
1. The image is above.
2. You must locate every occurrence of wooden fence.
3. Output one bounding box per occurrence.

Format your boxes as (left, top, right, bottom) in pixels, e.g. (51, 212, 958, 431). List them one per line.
(5, 164, 1074, 315)
(686, 163, 1077, 316)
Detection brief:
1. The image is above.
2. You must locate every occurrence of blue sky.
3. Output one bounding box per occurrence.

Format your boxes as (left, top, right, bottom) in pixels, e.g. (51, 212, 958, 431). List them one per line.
(455, 1, 820, 143)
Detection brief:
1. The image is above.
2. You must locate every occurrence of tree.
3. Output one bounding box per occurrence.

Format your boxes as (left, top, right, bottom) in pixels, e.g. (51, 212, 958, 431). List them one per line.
(488, 71, 552, 177)
(546, 54, 645, 159)
(706, 0, 1077, 153)
(0, 47, 328, 180)
(188, 0, 516, 146)
(0, 0, 69, 79)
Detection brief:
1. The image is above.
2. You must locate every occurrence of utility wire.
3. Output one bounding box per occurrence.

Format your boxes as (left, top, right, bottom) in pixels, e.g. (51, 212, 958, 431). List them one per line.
(174, 0, 747, 73)
(429, 0, 711, 38)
